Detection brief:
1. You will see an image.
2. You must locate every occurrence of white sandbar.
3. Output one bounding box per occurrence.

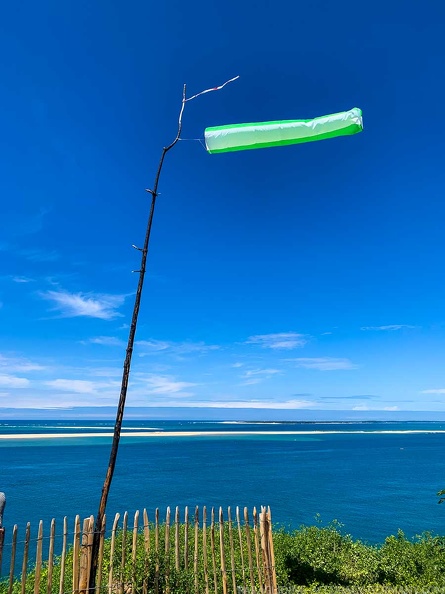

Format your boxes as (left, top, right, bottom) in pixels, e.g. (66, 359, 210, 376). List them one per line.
(1, 430, 445, 440)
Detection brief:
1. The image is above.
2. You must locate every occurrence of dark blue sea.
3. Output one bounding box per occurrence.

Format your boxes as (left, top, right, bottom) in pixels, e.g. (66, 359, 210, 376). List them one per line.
(1, 420, 445, 546)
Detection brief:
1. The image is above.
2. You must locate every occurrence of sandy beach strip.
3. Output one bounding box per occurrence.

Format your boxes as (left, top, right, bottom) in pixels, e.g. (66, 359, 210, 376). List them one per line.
(1, 429, 445, 440)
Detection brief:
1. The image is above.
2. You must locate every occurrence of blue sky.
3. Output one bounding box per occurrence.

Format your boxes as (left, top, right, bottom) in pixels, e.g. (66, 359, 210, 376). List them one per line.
(1, 0, 445, 417)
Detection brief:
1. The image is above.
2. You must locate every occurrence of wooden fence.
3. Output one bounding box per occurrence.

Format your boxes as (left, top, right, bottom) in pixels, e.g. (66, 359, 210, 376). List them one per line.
(0, 506, 276, 594)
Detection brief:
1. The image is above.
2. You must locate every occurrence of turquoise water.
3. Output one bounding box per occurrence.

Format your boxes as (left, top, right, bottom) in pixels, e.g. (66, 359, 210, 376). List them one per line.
(1, 420, 445, 545)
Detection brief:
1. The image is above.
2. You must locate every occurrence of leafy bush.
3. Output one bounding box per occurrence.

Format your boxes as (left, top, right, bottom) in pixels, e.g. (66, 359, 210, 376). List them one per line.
(2, 520, 445, 594)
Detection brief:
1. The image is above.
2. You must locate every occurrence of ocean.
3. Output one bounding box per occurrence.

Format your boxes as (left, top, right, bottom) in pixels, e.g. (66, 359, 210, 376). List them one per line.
(1, 419, 445, 546)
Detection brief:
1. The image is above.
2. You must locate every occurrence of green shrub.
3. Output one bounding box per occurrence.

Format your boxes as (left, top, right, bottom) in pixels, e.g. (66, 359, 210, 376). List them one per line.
(2, 521, 445, 594)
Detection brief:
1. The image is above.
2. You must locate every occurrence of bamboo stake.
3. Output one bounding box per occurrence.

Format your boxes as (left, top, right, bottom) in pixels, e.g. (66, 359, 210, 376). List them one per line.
(210, 508, 217, 594)
(194, 507, 199, 594)
(175, 507, 180, 572)
(86, 516, 95, 590)
(142, 510, 149, 594)
(227, 508, 237, 594)
(202, 507, 209, 594)
(8, 525, 17, 594)
(96, 515, 107, 594)
(58, 517, 68, 594)
(184, 506, 189, 570)
(79, 518, 90, 594)
(165, 507, 171, 594)
(259, 508, 272, 594)
(33, 520, 43, 594)
(73, 516, 81, 594)
(47, 519, 56, 594)
(154, 508, 159, 594)
(219, 508, 228, 594)
(0, 527, 4, 578)
(108, 513, 120, 594)
(143, 509, 150, 555)
(236, 508, 247, 594)
(267, 507, 277, 594)
(253, 509, 264, 594)
(120, 512, 128, 594)
(20, 523, 30, 594)
(132, 510, 139, 593)
(243, 509, 255, 594)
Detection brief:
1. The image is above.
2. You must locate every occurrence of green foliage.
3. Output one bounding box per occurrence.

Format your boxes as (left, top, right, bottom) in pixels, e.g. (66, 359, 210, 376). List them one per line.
(378, 530, 445, 587)
(273, 520, 445, 590)
(273, 521, 379, 587)
(2, 520, 445, 594)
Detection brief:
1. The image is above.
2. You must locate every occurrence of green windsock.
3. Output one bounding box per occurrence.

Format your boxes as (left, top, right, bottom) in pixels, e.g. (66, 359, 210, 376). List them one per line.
(204, 107, 363, 154)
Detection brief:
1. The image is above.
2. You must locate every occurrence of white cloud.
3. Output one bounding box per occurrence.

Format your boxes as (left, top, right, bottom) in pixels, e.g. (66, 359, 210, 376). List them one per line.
(353, 404, 400, 411)
(246, 332, 308, 350)
(421, 389, 445, 395)
(136, 339, 171, 351)
(201, 399, 314, 409)
(240, 368, 281, 385)
(12, 276, 34, 283)
(141, 375, 197, 397)
(45, 379, 97, 394)
(136, 339, 219, 355)
(85, 336, 126, 347)
(0, 374, 30, 388)
(0, 355, 45, 372)
(41, 289, 126, 319)
(231, 362, 244, 368)
(244, 368, 281, 377)
(287, 357, 357, 371)
(360, 325, 415, 331)
(174, 342, 220, 355)
(87, 367, 123, 378)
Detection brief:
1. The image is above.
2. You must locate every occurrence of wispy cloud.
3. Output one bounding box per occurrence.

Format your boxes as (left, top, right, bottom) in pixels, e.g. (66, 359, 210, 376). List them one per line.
(87, 367, 123, 378)
(320, 394, 377, 400)
(41, 289, 126, 319)
(240, 368, 281, 385)
(84, 336, 126, 347)
(246, 332, 308, 350)
(231, 362, 244, 368)
(45, 379, 97, 394)
(136, 339, 219, 356)
(353, 404, 400, 411)
(140, 374, 197, 397)
(360, 325, 415, 331)
(0, 354, 45, 372)
(0, 374, 30, 388)
(201, 398, 315, 409)
(12, 276, 34, 283)
(287, 357, 357, 371)
(421, 389, 445, 395)
(136, 340, 171, 352)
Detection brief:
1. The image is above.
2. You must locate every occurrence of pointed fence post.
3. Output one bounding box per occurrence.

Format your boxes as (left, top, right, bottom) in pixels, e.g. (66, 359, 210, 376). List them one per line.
(0, 527, 4, 577)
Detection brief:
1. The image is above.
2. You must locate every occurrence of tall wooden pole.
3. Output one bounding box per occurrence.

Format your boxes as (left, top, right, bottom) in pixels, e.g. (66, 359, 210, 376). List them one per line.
(88, 75, 238, 592)
(88, 85, 187, 592)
